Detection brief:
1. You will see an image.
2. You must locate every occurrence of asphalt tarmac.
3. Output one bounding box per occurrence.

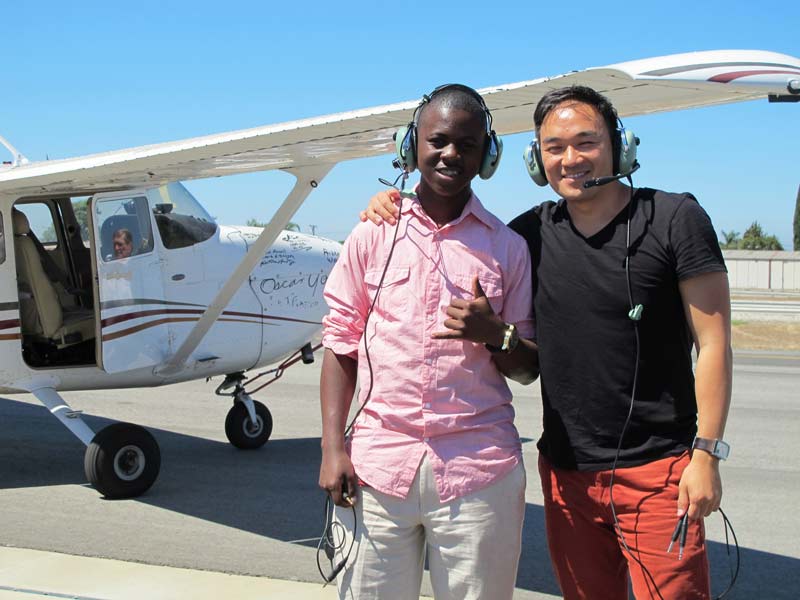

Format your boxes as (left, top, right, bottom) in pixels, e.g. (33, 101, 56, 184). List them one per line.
(1, 350, 798, 599)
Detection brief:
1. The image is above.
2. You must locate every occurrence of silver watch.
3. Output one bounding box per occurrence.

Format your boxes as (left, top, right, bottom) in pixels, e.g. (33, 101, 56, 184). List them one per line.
(691, 437, 730, 460)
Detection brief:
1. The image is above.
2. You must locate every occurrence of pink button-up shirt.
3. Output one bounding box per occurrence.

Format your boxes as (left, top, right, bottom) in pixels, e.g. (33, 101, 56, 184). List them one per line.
(322, 193, 533, 502)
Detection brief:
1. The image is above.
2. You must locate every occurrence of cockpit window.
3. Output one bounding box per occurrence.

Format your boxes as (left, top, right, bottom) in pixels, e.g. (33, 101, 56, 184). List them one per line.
(95, 196, 155, 262)
(149, 183, 217, 250)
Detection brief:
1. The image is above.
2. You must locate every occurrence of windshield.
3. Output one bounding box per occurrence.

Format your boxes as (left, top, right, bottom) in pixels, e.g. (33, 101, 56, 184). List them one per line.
(148, 183, 217, 250)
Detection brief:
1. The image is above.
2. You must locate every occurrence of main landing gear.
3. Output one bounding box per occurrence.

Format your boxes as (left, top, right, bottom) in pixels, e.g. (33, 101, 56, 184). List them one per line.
(84, 422, 160, 499)
(27, 343, 319, 499)
(31, 387, 160, 499)
(216, 342, 318, 450)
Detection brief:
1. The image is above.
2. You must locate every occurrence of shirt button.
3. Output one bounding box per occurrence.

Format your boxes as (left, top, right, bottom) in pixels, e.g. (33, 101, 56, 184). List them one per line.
(423, 403, 431, 409)
(423, 437, 430, 443)
(424, 358, 433, 366)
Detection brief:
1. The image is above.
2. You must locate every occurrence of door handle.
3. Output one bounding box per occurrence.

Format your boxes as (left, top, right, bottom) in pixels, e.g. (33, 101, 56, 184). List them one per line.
(171, 274, 186, 281)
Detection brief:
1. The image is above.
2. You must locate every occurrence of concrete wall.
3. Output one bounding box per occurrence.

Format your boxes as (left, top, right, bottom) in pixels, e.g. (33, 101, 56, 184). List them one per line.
(724, 250, 800, 291)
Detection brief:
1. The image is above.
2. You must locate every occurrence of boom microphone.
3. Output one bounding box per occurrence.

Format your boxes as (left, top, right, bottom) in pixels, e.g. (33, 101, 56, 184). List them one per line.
(583, 162, 640, 188)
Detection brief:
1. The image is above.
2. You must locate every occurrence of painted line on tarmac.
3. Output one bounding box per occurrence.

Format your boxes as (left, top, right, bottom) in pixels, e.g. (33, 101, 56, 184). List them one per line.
(734, 350, 800, 361)
(0, 586, 107, 600)
(733, 352, 800, 360)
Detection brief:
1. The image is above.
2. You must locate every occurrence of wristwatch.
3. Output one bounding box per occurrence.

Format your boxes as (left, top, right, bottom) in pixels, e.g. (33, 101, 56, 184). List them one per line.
(691, 437, 730, 460)
(486, 323, 519, 354)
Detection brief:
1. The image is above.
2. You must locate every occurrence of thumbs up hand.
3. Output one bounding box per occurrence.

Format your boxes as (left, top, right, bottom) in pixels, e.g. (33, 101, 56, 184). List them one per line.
(432, 275, 506, 346)
(472, 276, 487, 300)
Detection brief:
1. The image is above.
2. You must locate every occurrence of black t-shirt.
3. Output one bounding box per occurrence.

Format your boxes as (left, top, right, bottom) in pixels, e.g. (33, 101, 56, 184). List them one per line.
(509, 188, 726, 470)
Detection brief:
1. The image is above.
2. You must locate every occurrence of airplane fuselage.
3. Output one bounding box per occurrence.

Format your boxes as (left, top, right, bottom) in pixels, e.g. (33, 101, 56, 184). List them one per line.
(0, 184, 342, 394)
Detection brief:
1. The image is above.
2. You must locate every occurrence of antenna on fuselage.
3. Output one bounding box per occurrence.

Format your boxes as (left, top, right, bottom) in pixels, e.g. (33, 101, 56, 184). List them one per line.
(0, 134, 30, 167)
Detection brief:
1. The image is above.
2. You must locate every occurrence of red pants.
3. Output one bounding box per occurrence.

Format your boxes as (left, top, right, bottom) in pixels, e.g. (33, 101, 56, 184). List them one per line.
(538, 452, 710, 600)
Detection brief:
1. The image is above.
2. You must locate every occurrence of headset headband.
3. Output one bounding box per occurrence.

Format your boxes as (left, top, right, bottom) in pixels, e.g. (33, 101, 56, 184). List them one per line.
(412, 83, 493, 135)
(395, 83, 503, 180)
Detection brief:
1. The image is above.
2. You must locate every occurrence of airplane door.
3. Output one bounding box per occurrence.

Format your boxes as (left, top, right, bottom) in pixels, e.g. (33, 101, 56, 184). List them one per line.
(145, 183, 262, 370)
(92, 191, 167, 373)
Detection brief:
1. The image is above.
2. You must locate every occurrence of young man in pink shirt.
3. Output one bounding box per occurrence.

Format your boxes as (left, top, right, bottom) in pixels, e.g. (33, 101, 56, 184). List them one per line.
(361, 86, 731, 599)
(319, 85, 539, 599)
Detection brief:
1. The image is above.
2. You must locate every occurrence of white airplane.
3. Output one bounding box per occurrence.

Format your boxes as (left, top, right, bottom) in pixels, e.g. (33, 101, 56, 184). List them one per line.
(1, 49, 798, 499)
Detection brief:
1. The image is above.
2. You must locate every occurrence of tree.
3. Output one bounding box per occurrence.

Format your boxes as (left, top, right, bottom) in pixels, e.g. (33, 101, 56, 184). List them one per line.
(41, 198, 90, 242)
(794, 184, 799, 251)
(720, 230, 740, 249)
(720, 221, 783, 251)
(73, 199, 89, 241)
(246, 218, 300, 231)
(739, 221, 783, 251)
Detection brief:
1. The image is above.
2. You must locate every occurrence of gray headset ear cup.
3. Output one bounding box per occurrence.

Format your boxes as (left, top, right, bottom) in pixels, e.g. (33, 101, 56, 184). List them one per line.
(478, 133, 503, 180)
(617, 128, 638, 176)
(395, 124, 417, 172)
(523, 141, 548, 186)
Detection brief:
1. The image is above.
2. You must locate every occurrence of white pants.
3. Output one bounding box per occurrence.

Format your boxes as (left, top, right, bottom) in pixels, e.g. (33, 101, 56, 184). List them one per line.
(333, 457, 526, 600)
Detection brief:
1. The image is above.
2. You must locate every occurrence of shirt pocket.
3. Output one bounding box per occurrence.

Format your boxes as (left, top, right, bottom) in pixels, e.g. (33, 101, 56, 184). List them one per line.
(449, 272, 504, 316)
(364, 266, 411, 317)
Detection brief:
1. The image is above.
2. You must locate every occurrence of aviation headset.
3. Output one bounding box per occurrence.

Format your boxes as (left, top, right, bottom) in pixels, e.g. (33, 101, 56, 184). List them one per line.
(523, 121, 638, 186)
(394, 83, 503, 180)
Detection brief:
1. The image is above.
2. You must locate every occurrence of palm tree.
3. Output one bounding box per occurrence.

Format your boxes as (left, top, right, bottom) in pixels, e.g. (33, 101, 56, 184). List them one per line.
(720, 230, 740, 249)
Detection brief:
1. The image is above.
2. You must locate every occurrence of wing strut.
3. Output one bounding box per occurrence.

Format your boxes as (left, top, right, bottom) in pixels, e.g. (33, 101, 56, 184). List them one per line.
(155, 164, 334, 377)
(0, 133, 29, 166)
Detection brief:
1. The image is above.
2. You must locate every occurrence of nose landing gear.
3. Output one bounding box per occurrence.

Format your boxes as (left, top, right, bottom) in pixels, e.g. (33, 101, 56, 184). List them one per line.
(215, 343, 320, 450)
(220, 377, 273, 449)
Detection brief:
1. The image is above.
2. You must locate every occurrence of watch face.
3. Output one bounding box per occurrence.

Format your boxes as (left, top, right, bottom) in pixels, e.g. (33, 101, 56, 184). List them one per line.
(693, 437, 729, 460)
(714, 441, 730, 460)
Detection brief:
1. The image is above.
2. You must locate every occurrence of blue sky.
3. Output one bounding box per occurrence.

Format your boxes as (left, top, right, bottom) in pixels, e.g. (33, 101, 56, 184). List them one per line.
(2, 1, 798, 246)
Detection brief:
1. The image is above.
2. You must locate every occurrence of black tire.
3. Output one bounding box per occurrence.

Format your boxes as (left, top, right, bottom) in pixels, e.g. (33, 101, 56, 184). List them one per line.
(84, 422, 161, 499)
(225, 400, 273, 449)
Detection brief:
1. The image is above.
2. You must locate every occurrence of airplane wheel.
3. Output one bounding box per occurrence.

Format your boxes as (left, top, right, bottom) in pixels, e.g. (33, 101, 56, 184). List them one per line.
(84, 422, 161, 499)
(225, 401, 272, 449)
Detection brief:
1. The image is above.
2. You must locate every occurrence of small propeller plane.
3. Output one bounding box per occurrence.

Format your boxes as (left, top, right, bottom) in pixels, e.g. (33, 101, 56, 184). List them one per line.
(1, 49, 798, 499)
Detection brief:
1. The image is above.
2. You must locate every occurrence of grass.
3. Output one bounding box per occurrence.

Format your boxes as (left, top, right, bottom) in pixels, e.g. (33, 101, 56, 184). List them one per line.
(731, 321, 800, 351)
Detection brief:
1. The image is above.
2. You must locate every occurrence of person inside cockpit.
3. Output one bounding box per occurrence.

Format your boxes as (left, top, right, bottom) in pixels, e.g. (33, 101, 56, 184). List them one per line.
(112, 228, 134, 259)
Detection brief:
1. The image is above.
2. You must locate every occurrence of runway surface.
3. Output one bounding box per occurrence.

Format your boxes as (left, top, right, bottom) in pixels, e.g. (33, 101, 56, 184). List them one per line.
(1, 350, 798, 599)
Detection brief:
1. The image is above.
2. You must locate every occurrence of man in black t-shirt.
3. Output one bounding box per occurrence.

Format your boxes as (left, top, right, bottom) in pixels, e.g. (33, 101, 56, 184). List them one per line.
(508, 86, 731, 600)
(362, 86, 731, 599)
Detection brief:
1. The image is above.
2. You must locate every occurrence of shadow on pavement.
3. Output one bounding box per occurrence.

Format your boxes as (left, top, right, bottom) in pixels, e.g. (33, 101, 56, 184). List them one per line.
(2, 396, 798, 598)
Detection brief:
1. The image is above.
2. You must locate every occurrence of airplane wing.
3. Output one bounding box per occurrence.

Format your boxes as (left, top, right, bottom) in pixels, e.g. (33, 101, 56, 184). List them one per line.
(1, 49, 798, 198)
